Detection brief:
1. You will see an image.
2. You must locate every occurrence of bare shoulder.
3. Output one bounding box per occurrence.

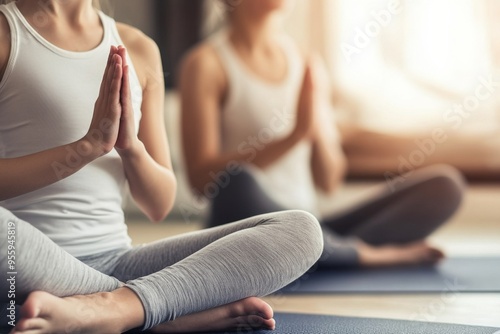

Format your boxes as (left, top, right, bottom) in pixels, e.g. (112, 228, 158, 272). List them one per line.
(115, 22, 160, 88)
(116, 22, 158, 56)
(0, 11, 11, 81)
(179, 41, 227, 93)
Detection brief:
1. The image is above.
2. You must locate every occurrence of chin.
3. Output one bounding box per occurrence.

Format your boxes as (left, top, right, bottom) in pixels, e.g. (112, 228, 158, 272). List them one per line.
(250, 0, 291, 13)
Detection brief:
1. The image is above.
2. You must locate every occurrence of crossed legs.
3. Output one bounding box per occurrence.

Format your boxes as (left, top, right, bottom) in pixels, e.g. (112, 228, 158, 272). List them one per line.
(0, 208, 323, 333)
(208, 164, 465, 267)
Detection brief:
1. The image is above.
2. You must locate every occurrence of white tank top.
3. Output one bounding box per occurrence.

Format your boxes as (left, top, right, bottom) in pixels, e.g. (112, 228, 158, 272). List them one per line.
(0, 2, 143, 257)
(211, 30, 318, 214)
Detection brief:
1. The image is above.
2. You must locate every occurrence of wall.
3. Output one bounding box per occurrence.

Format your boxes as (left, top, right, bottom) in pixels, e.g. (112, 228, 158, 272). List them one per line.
(108, 0, 158, 41)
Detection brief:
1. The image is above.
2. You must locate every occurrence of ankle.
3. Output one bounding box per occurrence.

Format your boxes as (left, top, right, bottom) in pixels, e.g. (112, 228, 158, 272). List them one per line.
(358, 242, 397, 268)
(357, 241, 378, 267)
(107, 287, 146, 332)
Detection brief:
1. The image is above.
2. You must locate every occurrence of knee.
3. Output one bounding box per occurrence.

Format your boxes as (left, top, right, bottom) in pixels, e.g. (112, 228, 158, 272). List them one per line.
(0, 207, 14, 243)
(274, 210, 324, 262)
(426, 165, 465, 203)
(0, 208, 29, 248)
(415, 165, 466, 216)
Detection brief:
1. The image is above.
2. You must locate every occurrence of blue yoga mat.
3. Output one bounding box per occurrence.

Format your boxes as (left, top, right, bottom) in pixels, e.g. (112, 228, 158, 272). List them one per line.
(4, 310, 498, 334)
(280, 257, 500, 294)
(193, 313, 500, 334)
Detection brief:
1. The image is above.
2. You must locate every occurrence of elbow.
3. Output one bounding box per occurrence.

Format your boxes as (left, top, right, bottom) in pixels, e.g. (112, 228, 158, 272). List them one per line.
(151, 193, 176, 222)
(185, 161, 228, 199)
(318, 160, 348, 194)
(149, 208, 171, 223)
(319, 178, 341, 194)
(186, 167, 210, 197)
(148, 197, 176, 223)
(323, 183, 337, 194)
(148, 174, 178, 223)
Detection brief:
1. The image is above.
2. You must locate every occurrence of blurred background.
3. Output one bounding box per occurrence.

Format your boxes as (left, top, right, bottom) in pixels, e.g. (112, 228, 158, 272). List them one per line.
(100, 2, 500, 324)
(103, 0, 500, 220)
(108, 0, 500, 178)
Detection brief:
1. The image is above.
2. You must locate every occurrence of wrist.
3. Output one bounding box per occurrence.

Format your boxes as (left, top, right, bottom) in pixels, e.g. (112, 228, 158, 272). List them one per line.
(309, 130, 321, 144)
(289, 127, 305, 145)
(117, 140, 146, 161)
(75, 137, 104, 162)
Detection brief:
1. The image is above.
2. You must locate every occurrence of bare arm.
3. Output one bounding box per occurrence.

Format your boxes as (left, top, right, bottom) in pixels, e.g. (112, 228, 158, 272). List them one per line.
(0, 46, 124, 201)
(308, 57, 347, 193)
(0, 12, 9, 82)
(180, 45, 307, 194)
(0, 141, 99, 201)
(117, 24, 177, 222)
(310, 129, 347, 193)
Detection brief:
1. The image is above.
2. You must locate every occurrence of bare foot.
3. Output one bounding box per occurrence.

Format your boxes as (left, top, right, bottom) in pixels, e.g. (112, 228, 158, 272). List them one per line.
(358, 241, 445, 268)
(11, 288, 144, 334)
(11, 291, 274, 334)
(151, 297, 275, 333)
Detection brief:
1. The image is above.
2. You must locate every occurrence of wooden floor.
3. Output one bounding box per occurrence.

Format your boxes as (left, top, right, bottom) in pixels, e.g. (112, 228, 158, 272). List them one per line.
(126, 184, 500, 328)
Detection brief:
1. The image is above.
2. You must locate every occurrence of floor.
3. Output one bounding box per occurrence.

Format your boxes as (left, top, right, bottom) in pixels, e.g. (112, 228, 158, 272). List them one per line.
(126, 184, 500, 328)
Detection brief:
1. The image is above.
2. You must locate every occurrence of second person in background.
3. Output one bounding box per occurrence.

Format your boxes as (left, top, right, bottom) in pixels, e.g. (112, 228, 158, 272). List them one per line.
(180, 0, 465, 268)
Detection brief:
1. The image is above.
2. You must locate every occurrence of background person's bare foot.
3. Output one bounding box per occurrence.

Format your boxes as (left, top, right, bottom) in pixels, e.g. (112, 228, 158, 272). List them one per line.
(11, 288, 144, 334)
(358, 240, 445, 268)
(151, 297, 275, 333)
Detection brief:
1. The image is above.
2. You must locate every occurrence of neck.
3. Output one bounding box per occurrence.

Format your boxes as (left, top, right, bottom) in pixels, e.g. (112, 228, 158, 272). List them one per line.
(16, 0, 96, 25)
(229, 12, 282, 50)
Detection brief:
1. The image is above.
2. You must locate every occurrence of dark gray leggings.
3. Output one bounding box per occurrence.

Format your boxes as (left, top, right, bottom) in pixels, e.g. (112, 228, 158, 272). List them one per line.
(0, 209, 323, 330)
(208, 165, 466, 267)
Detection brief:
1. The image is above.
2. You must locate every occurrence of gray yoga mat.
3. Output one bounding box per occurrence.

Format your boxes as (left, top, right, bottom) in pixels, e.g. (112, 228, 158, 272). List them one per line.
(280, 257, 500, 294)
(193, 313, 500, 334)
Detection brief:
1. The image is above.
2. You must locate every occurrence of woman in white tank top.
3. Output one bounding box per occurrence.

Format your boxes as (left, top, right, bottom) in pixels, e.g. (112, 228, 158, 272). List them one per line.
(0, 0, 326, 333)
(181, 0, 465, 268)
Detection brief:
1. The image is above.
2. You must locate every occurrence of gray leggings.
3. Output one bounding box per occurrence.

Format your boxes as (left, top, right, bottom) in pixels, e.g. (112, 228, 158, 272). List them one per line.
(0, 208, 323, 330)
(208, 165, 466, 267)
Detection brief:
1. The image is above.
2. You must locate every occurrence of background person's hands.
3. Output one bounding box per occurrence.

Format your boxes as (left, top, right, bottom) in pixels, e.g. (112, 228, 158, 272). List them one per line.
(293, 58, 321, 142)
